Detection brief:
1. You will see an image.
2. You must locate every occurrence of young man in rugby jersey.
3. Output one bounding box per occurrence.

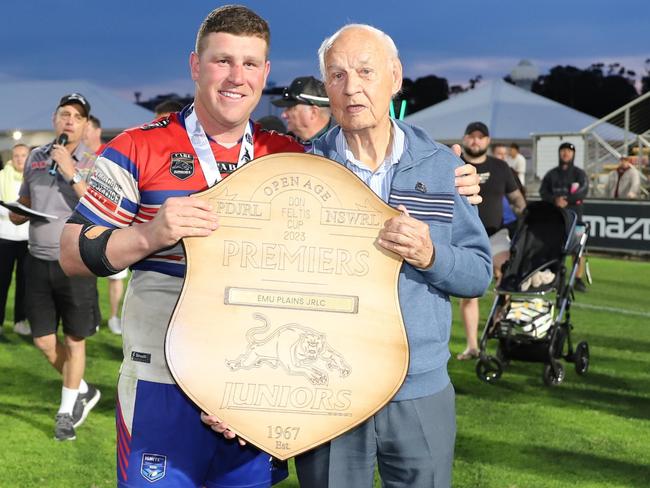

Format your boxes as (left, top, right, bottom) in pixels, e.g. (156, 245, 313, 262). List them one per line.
(60, 6, 481, 487)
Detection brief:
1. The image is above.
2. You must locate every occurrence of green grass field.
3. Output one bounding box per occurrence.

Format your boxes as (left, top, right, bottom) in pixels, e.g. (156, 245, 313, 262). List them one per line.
(1, 256, 649, 487)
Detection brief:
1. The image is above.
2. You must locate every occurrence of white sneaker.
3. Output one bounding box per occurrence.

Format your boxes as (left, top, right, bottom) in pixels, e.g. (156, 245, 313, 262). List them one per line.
(108, 316, 122, 335)
(13, 320, 31, 336)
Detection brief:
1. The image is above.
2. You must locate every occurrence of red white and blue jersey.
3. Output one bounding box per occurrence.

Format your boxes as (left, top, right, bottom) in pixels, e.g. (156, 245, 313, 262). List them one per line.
(76, 107, 303, 278)
(76, 109, 303, 385)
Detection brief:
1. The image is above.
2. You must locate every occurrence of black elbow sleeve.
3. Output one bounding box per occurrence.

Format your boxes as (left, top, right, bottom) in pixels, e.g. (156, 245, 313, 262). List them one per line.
(79, 224, 121, 277)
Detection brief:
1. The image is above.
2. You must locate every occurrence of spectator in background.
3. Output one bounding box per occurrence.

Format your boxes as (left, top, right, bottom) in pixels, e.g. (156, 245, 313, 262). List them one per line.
(9, 94, 101, 441)
(154, 99, 184, 118)
(506, 142, 526, 185)
(0, 143, 30, 336)
(492, 144, 523, 239)
(539, 141, 589, 292)
(492, 143, 507, 161)
(84, 115, 106, 154)
(607, 155, 641, 199)
(458, 122, 525, 360)
(83, 116, 125, 335)
(271, 76, 334, 150)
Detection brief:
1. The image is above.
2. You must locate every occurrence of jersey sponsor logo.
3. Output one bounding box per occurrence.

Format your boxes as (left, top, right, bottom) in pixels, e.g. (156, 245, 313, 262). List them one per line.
(140, 119, 170, 131)
(478, 172, 490, 184)
(88, 170, 122, 212)
(216, 161, 238, 175)
(30, 160, 48, 170)
(141, 453, 166, 482)
(131, 351, 152, 364)
(170, 153, 195, 180)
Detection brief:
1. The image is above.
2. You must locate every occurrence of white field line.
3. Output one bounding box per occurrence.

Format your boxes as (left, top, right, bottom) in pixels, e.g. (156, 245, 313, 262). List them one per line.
(572, 302, 650, 318)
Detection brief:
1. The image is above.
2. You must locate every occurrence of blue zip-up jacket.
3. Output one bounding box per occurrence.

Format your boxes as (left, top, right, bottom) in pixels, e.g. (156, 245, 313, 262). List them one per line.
(312, 120, 492, 400)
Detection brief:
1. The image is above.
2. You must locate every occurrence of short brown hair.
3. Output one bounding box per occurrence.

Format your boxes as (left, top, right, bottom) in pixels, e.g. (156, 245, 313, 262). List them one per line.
(88, 115, 101, 129)
(195, 5, 270, 56)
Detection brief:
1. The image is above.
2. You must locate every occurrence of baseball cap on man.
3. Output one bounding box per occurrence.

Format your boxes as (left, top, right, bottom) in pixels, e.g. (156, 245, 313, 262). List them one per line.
(57, 93, 91, 118)
(271, 76, 329, 107)
(464, 121, 489, 137)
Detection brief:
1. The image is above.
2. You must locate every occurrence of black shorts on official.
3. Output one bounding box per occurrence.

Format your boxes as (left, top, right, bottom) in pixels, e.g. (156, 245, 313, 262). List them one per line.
(25, 254, 99, 339)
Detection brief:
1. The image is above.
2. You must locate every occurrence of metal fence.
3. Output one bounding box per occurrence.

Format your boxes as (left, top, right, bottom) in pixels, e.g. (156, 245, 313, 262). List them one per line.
(532, 91, 650, 200)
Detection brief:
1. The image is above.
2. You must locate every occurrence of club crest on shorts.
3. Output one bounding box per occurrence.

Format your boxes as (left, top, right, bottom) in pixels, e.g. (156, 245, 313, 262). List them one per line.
(141, 453, 166, 482)
(170, 152, 195, 180)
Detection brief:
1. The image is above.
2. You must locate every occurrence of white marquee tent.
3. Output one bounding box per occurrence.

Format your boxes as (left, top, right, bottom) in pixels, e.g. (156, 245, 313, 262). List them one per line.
(405, 79, 624, 143)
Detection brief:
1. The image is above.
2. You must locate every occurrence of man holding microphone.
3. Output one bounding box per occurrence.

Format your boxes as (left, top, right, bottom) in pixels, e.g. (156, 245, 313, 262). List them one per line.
(9, 93, 101, 441)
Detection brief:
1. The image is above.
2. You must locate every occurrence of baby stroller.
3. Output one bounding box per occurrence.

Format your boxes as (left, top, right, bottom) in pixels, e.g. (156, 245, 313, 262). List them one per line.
(475, 201, 590, 386)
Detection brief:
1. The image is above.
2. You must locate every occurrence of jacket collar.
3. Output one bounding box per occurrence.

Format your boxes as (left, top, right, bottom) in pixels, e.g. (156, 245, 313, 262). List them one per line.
(317, 119, 439, 172)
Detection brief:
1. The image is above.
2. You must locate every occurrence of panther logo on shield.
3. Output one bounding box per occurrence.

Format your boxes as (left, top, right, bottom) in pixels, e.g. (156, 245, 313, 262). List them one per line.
(225, 313, 352, 386)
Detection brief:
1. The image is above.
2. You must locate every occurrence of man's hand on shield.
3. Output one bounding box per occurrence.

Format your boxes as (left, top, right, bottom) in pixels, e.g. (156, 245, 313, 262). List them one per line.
(200, 412, 247, 446)
(142, 196, 220, 250)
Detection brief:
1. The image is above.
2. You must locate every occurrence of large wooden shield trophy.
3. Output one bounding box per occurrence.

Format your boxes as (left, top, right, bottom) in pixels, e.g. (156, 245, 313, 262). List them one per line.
(165, 153, 408, 460)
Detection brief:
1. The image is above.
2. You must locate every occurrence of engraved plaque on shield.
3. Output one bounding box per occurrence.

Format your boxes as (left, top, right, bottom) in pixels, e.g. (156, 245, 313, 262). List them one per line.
(165, 153, 408, 460)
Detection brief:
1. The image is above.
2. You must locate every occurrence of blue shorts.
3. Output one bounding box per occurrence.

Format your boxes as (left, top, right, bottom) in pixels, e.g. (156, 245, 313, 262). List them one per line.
(116, 377, 288, 487)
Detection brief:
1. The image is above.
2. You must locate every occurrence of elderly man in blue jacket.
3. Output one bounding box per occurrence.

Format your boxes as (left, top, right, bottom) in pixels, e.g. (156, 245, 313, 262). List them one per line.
(294, 24, 492, 488)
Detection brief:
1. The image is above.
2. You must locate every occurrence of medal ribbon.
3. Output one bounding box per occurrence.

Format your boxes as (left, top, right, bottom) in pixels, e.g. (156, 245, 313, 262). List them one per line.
(184, 104, 254, 186)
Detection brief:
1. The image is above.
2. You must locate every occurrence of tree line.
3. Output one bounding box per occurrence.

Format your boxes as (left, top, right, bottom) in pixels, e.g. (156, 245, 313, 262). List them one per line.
(394, 60, 650, 119)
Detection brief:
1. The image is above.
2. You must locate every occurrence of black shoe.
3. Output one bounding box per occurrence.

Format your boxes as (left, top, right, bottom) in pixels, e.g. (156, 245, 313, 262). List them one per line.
(54, 413, 76, 441)
(574, 278, 587, 293)
(72, 385, 101, 428)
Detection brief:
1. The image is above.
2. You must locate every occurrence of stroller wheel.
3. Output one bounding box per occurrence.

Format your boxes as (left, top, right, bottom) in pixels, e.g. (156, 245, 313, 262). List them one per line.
(476, 356, 503, 383)
(543, 360, 565, 386)
(574, 341, 590, 375)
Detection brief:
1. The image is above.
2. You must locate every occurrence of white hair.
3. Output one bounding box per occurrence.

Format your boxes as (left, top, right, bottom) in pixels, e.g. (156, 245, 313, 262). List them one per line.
(318, 24, 400, 80)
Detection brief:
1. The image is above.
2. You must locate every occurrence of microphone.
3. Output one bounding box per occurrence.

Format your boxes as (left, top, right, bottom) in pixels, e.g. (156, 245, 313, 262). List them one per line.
(49, 133, 69, 175)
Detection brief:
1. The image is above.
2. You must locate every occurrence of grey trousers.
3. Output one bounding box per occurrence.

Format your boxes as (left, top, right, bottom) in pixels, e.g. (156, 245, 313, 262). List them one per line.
(295, 382, 456, 488)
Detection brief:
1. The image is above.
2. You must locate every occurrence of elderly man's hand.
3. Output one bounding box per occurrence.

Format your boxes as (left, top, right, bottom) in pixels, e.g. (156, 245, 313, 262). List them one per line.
(200, 412, 247, 446)
(378, 205, 434, 269)
(451, 143, 482, 205)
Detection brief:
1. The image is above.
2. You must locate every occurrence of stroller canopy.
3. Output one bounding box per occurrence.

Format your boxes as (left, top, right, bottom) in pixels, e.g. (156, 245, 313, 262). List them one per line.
(500, 201, 576, 291)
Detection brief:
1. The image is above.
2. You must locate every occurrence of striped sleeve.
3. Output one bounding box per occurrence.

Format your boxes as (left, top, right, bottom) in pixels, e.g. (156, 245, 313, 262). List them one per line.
(76, 132, 141, 229)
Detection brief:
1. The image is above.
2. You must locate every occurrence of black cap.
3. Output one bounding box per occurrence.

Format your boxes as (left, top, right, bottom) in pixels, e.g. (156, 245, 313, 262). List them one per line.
(559, 142, 575, 151)
(271, 76, 329, 107)
(464, 121, 489, 137)
(57, 93, 91, 118)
